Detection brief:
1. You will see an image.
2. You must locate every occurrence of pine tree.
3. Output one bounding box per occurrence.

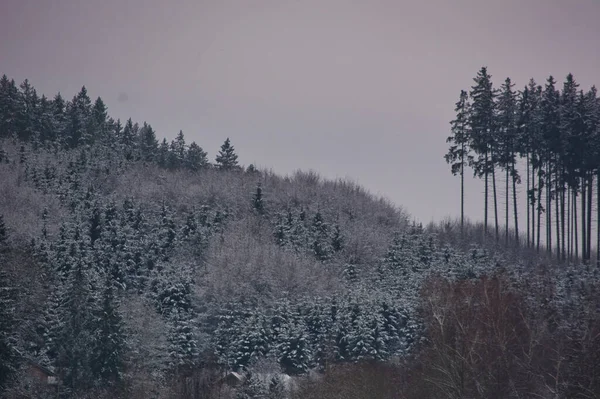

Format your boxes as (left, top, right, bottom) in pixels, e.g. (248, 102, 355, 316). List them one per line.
(167, 308, 199, 370)
(121, 118, 137, 160)
(0, 214, 7, 249)
(59, 259, 97, 390)
(169, 130, 187, 168)
(496, 77, 519, 246)
(38, 94, 56, 145)
(157, 138, 170, 168)
(276, 319, 311, 375)
(0, 269, 17, 391)
(445, 89, 471, 236)
(52, 93, 68, 148)
(310, 211, 332, 261)
(541, 76, 561, 255)
(91, 274, 126, 382)
(331, 223, 344, 252)
(215, 137, 239, 170)
(185, 141, 208, 171)
(17, 79, 40, 142)
(65, 86, 92, 148)
(138, 122, 158, 161)
(252, 183, 265, 215)
(232, 314, 271, 369)
(91, 96, 108, 144)
(561, 74, 581, 261)
(0, 77, 19, 139)
(469, 67, 497, 238)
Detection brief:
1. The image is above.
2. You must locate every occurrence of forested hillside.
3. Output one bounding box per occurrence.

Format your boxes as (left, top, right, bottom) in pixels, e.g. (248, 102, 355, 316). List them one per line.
(1, 74, 600, 399)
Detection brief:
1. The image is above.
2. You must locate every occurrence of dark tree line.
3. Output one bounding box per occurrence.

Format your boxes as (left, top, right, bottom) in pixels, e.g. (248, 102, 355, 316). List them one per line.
(446, 67, 600, 264)
(0, 74, 239, 171)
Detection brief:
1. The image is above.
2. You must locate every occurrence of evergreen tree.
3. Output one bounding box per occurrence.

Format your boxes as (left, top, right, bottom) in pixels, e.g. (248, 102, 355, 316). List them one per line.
(17, 79, 40, 142)
(0, 269, 17, 391)
(38, 94, 56, 145)
(90, 96, 108, 144)
(469, 67, 497, 238)
(445, 89, 471, 236)
(276, 319, 311, 375)
(167, 308, 199, 369)
(215, 137, 239, 170)
(52, 93, 68, 148)
(41, 285, 63, 364)
(121, 118, 137, 160)
(252, 182, 265, 215)
(541, 76, 561, 255)
(561, 74, 582, 261)
(91, 274, 126, 382)
(138, 122, 158, 161)
(157, 137, 170, 168)
(58, 259, 97, 390)
(185, 141, 208, 171)
(66, 86, 92, 148)
(331, 223, 344, 252)
(496, 77, 520, 245)
(0, 77, 19, 139)
(310, 211, 332, 261)
(169, 130, 187, 168)
(0, 214, 7, 249)
(232, 314, 271, 370)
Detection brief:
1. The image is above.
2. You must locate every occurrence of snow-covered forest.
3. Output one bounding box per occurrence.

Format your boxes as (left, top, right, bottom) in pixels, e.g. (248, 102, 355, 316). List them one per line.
(1, 73, 600, 398)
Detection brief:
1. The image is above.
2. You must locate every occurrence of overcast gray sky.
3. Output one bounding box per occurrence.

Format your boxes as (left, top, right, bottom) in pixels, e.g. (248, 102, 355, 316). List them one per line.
(2, 0, 600, 224)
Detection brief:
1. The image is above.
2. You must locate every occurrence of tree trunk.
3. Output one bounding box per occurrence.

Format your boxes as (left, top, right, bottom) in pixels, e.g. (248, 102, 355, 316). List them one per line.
(513, 158, 519, 245)
(574, 190, 579, 262)
(485, 151, 489, 238)
(567, 186, 571, 262)
(597, 170, 599, 267)
(492, 154, 499, 241)
(525, 152, 531, 248)
(531, 162, 536, 250)
(537, 170, 543, 252)
(587, 175, 593, 262)
(547, 160, 552, 254)
(506, 166, 510, 247)
(555, 168, 560, 259)
(561, 166, 566, 261)
(582, 176, 587, 263)
(461, 143, 465, 238)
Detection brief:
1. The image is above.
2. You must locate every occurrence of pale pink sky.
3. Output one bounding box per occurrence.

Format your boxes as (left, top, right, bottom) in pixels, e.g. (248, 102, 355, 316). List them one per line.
(2, 0, 600, 224)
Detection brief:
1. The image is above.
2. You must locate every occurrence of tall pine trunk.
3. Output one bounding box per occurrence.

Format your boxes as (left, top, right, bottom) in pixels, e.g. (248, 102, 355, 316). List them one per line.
(532, 162, 537, 250)
(492, 154, 499, 241)
(527, 154, 531, 248)
(512, 158, 519, 245)
(568, 186, 571, 262)
(537, 170, 543, 252)
(547, 160, 552, 254)
(461, 143, 464, 237)
(505, 166, 510, 246)
(587, 175, 593, 262)
(555, 168, 560, 259)
(484, 151, 489, 238)
(582, 176, 587, 263)
(574, 190, 579, 262)
(561, 166, 566, 261)
(597, 170, 599, 267)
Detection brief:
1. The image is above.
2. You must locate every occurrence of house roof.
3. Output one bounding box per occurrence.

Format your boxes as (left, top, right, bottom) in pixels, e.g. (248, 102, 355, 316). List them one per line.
(24, 358, 56, 377)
